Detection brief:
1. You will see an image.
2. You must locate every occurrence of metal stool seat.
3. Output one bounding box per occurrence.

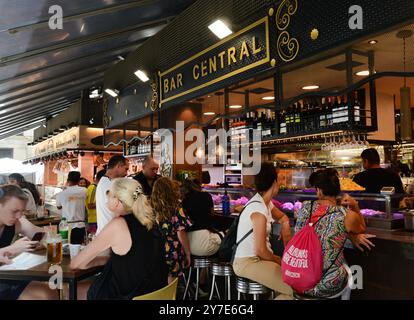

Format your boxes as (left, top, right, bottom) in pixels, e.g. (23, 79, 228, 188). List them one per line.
(183, 256, 212, 300)
(236, 277, 270, 300)
(293, 264, 353, 300)
(209, 261, 234, 300)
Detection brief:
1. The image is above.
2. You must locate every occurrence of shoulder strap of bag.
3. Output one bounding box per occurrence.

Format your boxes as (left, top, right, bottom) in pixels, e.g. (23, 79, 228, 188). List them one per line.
(234, 200, 262, 247)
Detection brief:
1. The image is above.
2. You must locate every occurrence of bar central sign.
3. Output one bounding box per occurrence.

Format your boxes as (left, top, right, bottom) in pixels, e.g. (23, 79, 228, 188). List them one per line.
(158, 16, 270, 106)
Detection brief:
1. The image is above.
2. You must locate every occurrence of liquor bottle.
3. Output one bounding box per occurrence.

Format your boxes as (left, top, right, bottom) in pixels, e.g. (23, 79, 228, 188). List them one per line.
(326, 97, 333, 126)
(354, 91, 361, 123)
(332, 97, 340, 124)
(285, 105, 292, 134)
(130, 139, 137, 155)
(319, 97, 327, 128)
(257, 111, 263, 132)
(279, 109, 287, 134)
(294, 103, 301, 133)
(313, 98, 321, 130)
(339, 95, 349, 123)
(222, 190, 231, 216)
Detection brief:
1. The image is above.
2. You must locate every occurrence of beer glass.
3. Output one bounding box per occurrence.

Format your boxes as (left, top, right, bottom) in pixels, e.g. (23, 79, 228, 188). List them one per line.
(46, 234, 63, 264)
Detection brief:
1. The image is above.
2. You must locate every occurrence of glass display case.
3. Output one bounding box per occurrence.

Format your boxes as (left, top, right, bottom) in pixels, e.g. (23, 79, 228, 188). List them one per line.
(204, 186, 405, 229)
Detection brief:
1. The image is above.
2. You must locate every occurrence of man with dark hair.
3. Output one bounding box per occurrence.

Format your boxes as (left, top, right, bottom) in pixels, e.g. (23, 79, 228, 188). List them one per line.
(85, 169, 107, 234)
(353, 148, 404, 195)
(96, 155, 129, 234)
(133, 156, 160, 196)
(56, 171, 88, 244)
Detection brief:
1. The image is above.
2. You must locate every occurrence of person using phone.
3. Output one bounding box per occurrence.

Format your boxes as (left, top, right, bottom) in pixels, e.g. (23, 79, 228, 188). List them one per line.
(0, 185, 56, 300)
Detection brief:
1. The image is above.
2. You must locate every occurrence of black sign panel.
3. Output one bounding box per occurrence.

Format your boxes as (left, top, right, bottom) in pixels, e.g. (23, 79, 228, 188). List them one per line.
(159, 16, 270, 106)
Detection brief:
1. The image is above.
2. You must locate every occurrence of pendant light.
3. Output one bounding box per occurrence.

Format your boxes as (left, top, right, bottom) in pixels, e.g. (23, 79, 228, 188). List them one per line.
(397, 29, 413, 141)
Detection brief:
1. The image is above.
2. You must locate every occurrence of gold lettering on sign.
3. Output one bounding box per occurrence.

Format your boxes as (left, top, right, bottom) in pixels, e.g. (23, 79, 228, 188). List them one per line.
(193, 65, 200, 80)
(252, 37, 262, 55)
(239, 41, 250, 60)
(227, 47, 237, 65)
(209, 57, 217, 73)
(177, 73, 183, 88)
(218, 51, 226, 69)
(164, 78, 169, 94)
(201, 60, 208, 77)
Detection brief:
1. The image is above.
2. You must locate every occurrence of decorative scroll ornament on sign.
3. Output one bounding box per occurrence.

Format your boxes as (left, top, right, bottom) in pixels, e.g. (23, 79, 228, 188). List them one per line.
(103, 97, 110, 127)
(150, 76, 160, 111)
(276, 0, 299, 62)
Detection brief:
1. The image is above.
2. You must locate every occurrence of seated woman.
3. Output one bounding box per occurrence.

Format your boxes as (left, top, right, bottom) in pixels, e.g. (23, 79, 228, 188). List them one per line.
(232, 162, 293, 300)
(70, 178, 168, 300)
(8, 173, 40, 215)
(181, 178, 223, 257)
(151, 177, 192, 283)
(0, 185, 55, 300)
(294, 169, 369, 298)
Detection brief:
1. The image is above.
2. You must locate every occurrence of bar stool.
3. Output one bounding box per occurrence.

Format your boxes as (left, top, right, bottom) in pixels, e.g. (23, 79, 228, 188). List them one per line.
(236, 277, 270, 300)
(293, 264, 353, 300)
(209, 261, 234, 300)
(183, 256, 212, 300)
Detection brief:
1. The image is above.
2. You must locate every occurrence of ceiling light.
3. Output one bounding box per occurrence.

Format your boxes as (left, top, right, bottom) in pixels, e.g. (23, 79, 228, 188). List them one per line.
(42, 124, 46, 128)
(229, 105, 242, 109)
(117, 55, 125, 61)
(302, 85, 319, 90)
(134, 70, 149, 82)
(368, 40, 378, 45)
(80, 23, 85, 33)
(203, 112, 216, 116)
(262, 96, 275, 101)
(355, 70, 370, 76)
(208, 20, 232, 39)
(105, 88, 119, 97)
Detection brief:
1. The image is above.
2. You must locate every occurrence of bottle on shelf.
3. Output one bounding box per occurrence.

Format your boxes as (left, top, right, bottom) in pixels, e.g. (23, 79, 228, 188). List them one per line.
(332, 97, 340, 124)
(339, 95, 349, 123)
(294, 103, 301, 133)
(354, 91, 361, 123)
(326, 97, 333, 126)
(222, 190, 231, 216)
(59, 217, 69, 245)
(319, 97, 327, 128)
(279, 109, 287, 135)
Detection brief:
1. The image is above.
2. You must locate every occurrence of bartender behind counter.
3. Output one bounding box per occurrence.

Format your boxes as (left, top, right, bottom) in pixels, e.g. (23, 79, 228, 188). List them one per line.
(353, 148, 404, 208)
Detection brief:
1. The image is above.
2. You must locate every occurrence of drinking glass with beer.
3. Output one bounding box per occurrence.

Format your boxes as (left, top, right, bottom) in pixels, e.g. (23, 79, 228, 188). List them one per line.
(46, 233, 62, 264)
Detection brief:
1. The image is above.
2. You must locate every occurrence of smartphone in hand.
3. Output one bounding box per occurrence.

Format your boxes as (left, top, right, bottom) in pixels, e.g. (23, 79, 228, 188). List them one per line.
(31, 232, 45, 242)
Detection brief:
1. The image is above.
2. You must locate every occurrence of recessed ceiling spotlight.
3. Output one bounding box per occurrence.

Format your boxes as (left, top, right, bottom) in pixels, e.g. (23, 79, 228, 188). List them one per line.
(355, 70, 370, 76)
(208, 20, 232, 39)
(203, 112, 216, 116)
(262, 96, 275, 101)
(105, 88, 119, 97)
(229, 105, 242, 109)
(302, 85, 319, 90)
(134, 70, 149, 82)
(368, 40, 378, 45)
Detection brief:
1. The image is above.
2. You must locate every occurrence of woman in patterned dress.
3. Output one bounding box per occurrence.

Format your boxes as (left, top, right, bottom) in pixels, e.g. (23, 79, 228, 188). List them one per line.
(151, 177, 192, 283)
(295, 169, 368, 298)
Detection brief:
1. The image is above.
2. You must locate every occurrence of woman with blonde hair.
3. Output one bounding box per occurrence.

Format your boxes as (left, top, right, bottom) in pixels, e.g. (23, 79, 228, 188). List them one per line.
(152, 177, 192, 283)
(70, 178, 168, 299)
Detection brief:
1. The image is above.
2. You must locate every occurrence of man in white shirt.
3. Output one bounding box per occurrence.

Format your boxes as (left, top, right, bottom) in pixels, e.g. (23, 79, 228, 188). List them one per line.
(56, 171, 87, 244)
(96, 155, 129, 234)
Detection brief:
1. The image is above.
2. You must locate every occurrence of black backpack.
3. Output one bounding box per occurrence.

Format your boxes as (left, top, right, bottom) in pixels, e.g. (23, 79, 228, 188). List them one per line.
(218, 201, 261, 263)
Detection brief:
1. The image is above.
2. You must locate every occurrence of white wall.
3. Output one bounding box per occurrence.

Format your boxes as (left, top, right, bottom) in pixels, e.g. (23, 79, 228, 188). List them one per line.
(0, 131, 34, 161)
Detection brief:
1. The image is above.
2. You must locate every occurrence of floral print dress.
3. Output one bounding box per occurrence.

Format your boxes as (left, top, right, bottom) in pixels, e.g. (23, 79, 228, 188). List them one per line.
(294, 201, 349, 298)
(158, 207, 192, 277)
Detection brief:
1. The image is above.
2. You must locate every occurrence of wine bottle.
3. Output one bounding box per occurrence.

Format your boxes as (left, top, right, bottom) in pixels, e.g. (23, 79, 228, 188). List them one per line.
(326, 97, 333, 126)
(319, 97, 326, 128)
(354, 91, 361, 123)
(332, 97, 340, 124)
(280, 109, 287, 134)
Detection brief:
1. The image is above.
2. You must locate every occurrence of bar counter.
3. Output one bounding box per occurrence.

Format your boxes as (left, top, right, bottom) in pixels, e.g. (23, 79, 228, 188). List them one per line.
(345, 227, 414, 299)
